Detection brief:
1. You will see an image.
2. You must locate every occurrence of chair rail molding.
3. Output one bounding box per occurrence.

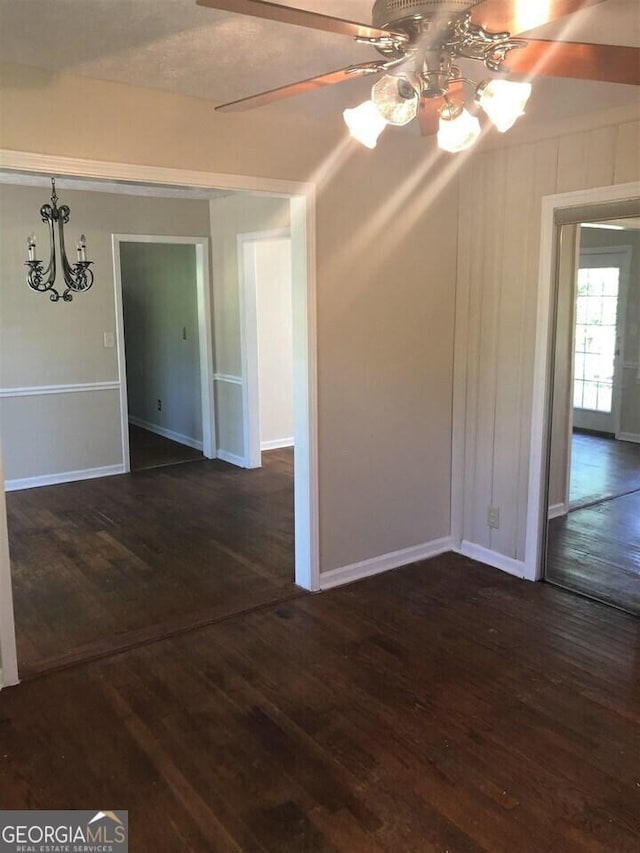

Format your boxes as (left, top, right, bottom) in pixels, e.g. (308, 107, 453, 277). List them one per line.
(0, 381, 120, 398)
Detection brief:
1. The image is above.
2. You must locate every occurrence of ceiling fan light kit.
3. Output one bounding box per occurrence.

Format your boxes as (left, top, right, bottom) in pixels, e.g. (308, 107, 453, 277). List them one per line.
(343, 100, 388, 148)
(436, 100, 481, 152)
(474, 78, 532, 132)
(200, 0, 640, 152)
(371, 74, 420, 125)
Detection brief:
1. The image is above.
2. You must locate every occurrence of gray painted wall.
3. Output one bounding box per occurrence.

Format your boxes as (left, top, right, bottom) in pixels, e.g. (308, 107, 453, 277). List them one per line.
(0, 183, 210, 484)
(120, 242, 202, 447)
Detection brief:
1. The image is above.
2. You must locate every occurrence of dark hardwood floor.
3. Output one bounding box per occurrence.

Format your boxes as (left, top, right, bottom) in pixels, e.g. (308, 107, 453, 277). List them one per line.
(547, 491, 640, 614)
(6, 449, 296, 677)
(129, 423, 203, 471)
(570, 432, 640, 509)
(1, 554, 638, 852)
(547, 433, 640, 614)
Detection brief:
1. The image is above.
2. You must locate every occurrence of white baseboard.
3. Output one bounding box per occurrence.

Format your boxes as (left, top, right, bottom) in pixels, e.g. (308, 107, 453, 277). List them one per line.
(129, 416, 202, 451)
(216, 449, 246, 468)
(617, 432, 640, 444)
(0, 667, 19, 690)
(261, 437, 294, 451)
(548, 502, 568, 520)
(319, 536, 455, 591)
(5, 464, 126, 492)
(456, 540, 531, 580)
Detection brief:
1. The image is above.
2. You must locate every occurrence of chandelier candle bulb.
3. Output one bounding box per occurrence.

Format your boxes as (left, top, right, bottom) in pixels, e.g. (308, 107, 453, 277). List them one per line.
(77, 235, 87, 262)
(27, 235, 36, 262)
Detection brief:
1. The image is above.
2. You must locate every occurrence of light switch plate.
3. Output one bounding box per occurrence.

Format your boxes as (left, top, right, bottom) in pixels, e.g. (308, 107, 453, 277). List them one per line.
(103, 332, 115, 349)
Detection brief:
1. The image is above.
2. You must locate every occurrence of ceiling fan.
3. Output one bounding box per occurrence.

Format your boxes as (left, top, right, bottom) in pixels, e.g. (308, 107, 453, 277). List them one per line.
(196, 0, 640, 152)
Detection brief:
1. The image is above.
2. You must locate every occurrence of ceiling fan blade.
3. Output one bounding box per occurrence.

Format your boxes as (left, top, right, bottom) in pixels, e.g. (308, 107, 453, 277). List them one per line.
(471, 0, 607, 35)
(417, 98, 441, 136)
(196, 0, 403, 40)
(216, 61, 389, 112)
(505, 41, 640, 85)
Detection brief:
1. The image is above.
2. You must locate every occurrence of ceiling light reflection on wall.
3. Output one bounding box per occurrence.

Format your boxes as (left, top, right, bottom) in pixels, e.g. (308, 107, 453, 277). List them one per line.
(476, 79, 532, 132)
(437, 102, 481, 153)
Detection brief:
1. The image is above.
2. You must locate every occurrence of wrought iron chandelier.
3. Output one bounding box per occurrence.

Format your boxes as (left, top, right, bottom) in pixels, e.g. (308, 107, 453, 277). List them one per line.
(25, 178, 94, 302)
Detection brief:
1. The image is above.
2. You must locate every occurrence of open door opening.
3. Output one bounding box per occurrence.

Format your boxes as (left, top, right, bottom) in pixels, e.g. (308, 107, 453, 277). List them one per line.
(113, 236, 215, 473)
(0, 165, 318, 685)
(545, 215, 640, 614)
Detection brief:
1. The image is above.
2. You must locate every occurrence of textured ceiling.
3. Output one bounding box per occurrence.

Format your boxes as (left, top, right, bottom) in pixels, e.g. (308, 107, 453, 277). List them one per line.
(0, 0, 638, 130)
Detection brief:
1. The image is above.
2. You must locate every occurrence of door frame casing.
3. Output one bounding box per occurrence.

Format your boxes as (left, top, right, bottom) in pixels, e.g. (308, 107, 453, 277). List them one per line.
(525, 181, 640, 581)
(0, 150, 320, 687)
(238, 228, 291, 469)
(112, 234, 216, 470)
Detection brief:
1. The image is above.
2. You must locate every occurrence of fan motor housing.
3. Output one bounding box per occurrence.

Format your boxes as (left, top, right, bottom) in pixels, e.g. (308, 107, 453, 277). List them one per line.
(372, 0, 481, 30)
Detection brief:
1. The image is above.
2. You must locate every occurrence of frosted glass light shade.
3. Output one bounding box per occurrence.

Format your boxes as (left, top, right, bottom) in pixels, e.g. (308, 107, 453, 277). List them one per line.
(477, 80, 532, 132)
(437, 106, 481, 153)
(371, 75, 419, 126)
(343, 100, 387, 148)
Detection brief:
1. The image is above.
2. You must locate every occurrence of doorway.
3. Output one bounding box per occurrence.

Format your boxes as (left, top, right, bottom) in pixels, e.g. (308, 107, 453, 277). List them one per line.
(0, 156, 319, 688)
(113, 235, 216, 472)
(239, 229, 294, 469)
(544, 216, 640, 614)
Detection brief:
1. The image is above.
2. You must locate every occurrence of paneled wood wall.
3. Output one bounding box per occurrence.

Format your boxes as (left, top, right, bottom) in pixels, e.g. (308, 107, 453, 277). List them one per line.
(453, 110, 640, 564)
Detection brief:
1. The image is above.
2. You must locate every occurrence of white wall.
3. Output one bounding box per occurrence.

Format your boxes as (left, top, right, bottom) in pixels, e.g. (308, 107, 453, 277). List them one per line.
(255, 238, 294, 450)
(454, 109, 640, 565)
(1, 62, 460, 580)
(121, 241, 203, 448)
(209, 195, 291, 463)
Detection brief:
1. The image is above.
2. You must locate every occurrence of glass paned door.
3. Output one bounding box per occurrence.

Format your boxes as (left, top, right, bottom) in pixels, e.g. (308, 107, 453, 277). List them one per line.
(573, 267, 619, 414)
(573, 251, 626, 434)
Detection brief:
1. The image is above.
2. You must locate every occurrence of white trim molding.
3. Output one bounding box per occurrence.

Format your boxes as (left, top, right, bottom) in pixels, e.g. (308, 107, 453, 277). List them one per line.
(261, 438, 294, 451)
(617, 432, 640, 444)
(548, 502, 568, 520)
(0, 150, 314, 198)
(320, 537, 455, 591)
(0, 381, 119, 398)
(128, 416, 203, 452)
(216, 450, 246, 468)
(214, 373, 243, 386)
(5, 464, 126, 493)
(456, 541, 529, 580)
